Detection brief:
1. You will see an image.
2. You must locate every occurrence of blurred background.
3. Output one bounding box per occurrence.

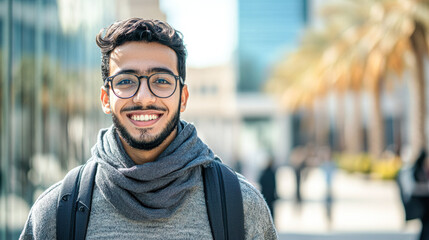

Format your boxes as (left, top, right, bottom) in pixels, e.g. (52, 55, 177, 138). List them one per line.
(1, 0, 429, 239)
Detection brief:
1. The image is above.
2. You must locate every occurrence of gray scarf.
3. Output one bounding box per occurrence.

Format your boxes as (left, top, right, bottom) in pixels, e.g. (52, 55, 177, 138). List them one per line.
(91, 121, 216, 221)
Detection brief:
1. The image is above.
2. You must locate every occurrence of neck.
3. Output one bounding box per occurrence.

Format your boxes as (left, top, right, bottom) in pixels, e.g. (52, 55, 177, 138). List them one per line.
(119, 128, 178, 165)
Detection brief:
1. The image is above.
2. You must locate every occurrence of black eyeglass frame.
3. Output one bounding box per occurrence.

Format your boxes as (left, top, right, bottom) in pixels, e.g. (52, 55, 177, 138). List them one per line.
(104, 72, 185, 99)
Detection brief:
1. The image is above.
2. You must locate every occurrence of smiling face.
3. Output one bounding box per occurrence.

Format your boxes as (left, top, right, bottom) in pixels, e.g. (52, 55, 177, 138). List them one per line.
(101, 41, 189, 153)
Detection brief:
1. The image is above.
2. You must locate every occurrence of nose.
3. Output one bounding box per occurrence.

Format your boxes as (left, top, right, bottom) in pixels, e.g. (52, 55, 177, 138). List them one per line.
(133, 79, 156, 104)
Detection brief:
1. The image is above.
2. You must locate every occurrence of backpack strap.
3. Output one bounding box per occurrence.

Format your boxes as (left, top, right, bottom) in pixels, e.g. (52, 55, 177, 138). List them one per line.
(57, 161, 98, 240)
(57, 165, 83, 240)
(203, 160, 245, 240)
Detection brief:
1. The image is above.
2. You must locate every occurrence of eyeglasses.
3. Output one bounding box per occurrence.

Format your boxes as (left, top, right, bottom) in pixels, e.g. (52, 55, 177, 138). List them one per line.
(104, 72, 184, 99)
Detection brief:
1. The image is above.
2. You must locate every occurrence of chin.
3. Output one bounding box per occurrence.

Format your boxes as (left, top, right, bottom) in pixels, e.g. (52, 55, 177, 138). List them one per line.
(112, 110, 180, 151)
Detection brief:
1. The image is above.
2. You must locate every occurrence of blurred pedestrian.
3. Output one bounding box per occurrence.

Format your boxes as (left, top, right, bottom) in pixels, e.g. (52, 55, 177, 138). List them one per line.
(413, 150, 429, 240)
(319, 146, 336, 226)
(259, 156, 278, 218)
(289, 146, 307, 205)
(398, 149, 429, 240)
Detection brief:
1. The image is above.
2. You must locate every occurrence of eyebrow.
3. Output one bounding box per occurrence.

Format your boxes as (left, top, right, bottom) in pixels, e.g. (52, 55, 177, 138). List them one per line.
(115, 67, 176, 76)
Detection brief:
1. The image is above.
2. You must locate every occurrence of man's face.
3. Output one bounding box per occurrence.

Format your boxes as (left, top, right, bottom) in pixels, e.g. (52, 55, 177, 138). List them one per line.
(101, 41, 188, 150)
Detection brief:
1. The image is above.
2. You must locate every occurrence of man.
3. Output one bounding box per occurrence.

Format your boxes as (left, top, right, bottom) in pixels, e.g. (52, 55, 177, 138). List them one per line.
(259, 156, 278, 219)
(20, 18, 277, 239)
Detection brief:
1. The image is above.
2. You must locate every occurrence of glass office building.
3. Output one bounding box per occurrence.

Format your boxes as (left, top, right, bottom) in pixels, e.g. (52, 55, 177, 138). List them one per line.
(0, 0, 115, 238)
(238, 0, 308, 92)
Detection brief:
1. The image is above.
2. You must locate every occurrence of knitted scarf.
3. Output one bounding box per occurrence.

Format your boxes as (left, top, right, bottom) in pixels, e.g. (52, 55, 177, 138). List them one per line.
(91, 121, 215, 221)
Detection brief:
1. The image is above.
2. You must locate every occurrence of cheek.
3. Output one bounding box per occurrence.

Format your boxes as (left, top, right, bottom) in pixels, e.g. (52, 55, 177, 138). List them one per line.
(109, 96, 123, 113)
(173, 95, 182, 110)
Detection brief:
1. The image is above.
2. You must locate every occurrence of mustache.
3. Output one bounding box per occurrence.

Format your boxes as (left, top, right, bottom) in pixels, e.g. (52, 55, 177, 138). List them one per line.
(121, 105, 167, 113)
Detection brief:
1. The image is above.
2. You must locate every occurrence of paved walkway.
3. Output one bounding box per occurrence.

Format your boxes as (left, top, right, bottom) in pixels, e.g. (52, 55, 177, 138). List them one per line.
(278, 232, 416, 240)
(273, 167, 420, 239)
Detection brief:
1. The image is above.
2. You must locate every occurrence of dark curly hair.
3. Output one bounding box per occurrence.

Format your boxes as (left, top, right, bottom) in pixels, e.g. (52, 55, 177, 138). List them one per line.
(96, 18, 187, 83)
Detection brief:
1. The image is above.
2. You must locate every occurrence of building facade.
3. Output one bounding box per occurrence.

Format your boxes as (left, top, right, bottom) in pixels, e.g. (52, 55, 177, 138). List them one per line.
(0, 0, 117, 238)
(237, 0, 308, 92)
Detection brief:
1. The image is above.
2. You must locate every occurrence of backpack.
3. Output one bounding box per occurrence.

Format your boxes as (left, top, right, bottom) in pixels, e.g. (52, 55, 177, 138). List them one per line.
(56, 160, 244, 240)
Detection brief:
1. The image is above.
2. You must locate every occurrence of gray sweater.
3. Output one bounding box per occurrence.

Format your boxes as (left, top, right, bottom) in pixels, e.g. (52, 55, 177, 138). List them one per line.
(20, 171, 278, 239)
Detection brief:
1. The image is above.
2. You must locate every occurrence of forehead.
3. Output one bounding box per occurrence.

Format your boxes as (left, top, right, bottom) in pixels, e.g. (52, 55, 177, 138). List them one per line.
(109, 41, 178, 75)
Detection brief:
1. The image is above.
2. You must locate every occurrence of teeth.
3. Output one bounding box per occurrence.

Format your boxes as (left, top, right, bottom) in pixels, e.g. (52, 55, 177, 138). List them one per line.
(131, 115, 158, 121)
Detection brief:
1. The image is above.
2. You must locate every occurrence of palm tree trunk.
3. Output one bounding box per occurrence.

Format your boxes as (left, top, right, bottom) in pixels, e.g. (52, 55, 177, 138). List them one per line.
(345, 91, 364, 153)
(314, 96, 330, 148)
(335, 91, 345, 152)
(409, 24, 427, 158)
(368, 80, 384, 158)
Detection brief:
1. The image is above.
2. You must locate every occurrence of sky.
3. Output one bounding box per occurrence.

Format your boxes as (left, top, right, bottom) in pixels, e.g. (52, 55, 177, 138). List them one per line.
(160, 0, 237, 68)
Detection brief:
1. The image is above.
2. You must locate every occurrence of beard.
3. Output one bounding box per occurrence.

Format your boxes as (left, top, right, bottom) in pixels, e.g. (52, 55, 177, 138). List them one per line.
(112, 104, 181, 151)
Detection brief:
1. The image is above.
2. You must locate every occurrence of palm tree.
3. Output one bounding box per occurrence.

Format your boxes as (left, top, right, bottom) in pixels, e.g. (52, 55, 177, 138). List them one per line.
(358, 0, 429, 158)
(266, 28, 334, 147)
(268, 0, 429, 165)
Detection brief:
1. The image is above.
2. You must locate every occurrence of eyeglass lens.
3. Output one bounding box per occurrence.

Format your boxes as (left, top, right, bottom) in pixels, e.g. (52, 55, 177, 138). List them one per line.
(111, 73, 177, 98)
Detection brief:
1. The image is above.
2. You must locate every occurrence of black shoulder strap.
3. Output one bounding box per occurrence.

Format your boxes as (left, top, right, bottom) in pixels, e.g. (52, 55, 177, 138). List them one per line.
(57, 165, 82, 240)
(203, 161, 245, 240)
(57, 161, 98, 240)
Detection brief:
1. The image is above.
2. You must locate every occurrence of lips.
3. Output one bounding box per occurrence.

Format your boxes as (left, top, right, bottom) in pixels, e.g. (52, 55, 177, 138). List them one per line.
(126, 111, 163, 127)
(130, 114, 159, 122)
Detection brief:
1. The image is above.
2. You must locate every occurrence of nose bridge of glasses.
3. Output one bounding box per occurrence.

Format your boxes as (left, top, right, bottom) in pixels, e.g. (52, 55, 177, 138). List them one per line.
(135, 75, 156, 99)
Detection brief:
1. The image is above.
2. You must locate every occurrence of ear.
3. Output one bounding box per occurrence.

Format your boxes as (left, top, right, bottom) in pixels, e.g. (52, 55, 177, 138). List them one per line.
(101, 86, 111, 114)
(180, 84, 189, 112)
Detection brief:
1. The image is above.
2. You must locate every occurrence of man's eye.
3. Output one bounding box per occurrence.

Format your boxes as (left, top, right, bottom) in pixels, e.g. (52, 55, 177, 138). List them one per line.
(154, 78, 171, 84)
(117, 79, 134, 85)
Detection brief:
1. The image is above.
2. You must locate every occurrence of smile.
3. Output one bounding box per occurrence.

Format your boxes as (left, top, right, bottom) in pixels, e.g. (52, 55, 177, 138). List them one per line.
(130, 114, 159, 122)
